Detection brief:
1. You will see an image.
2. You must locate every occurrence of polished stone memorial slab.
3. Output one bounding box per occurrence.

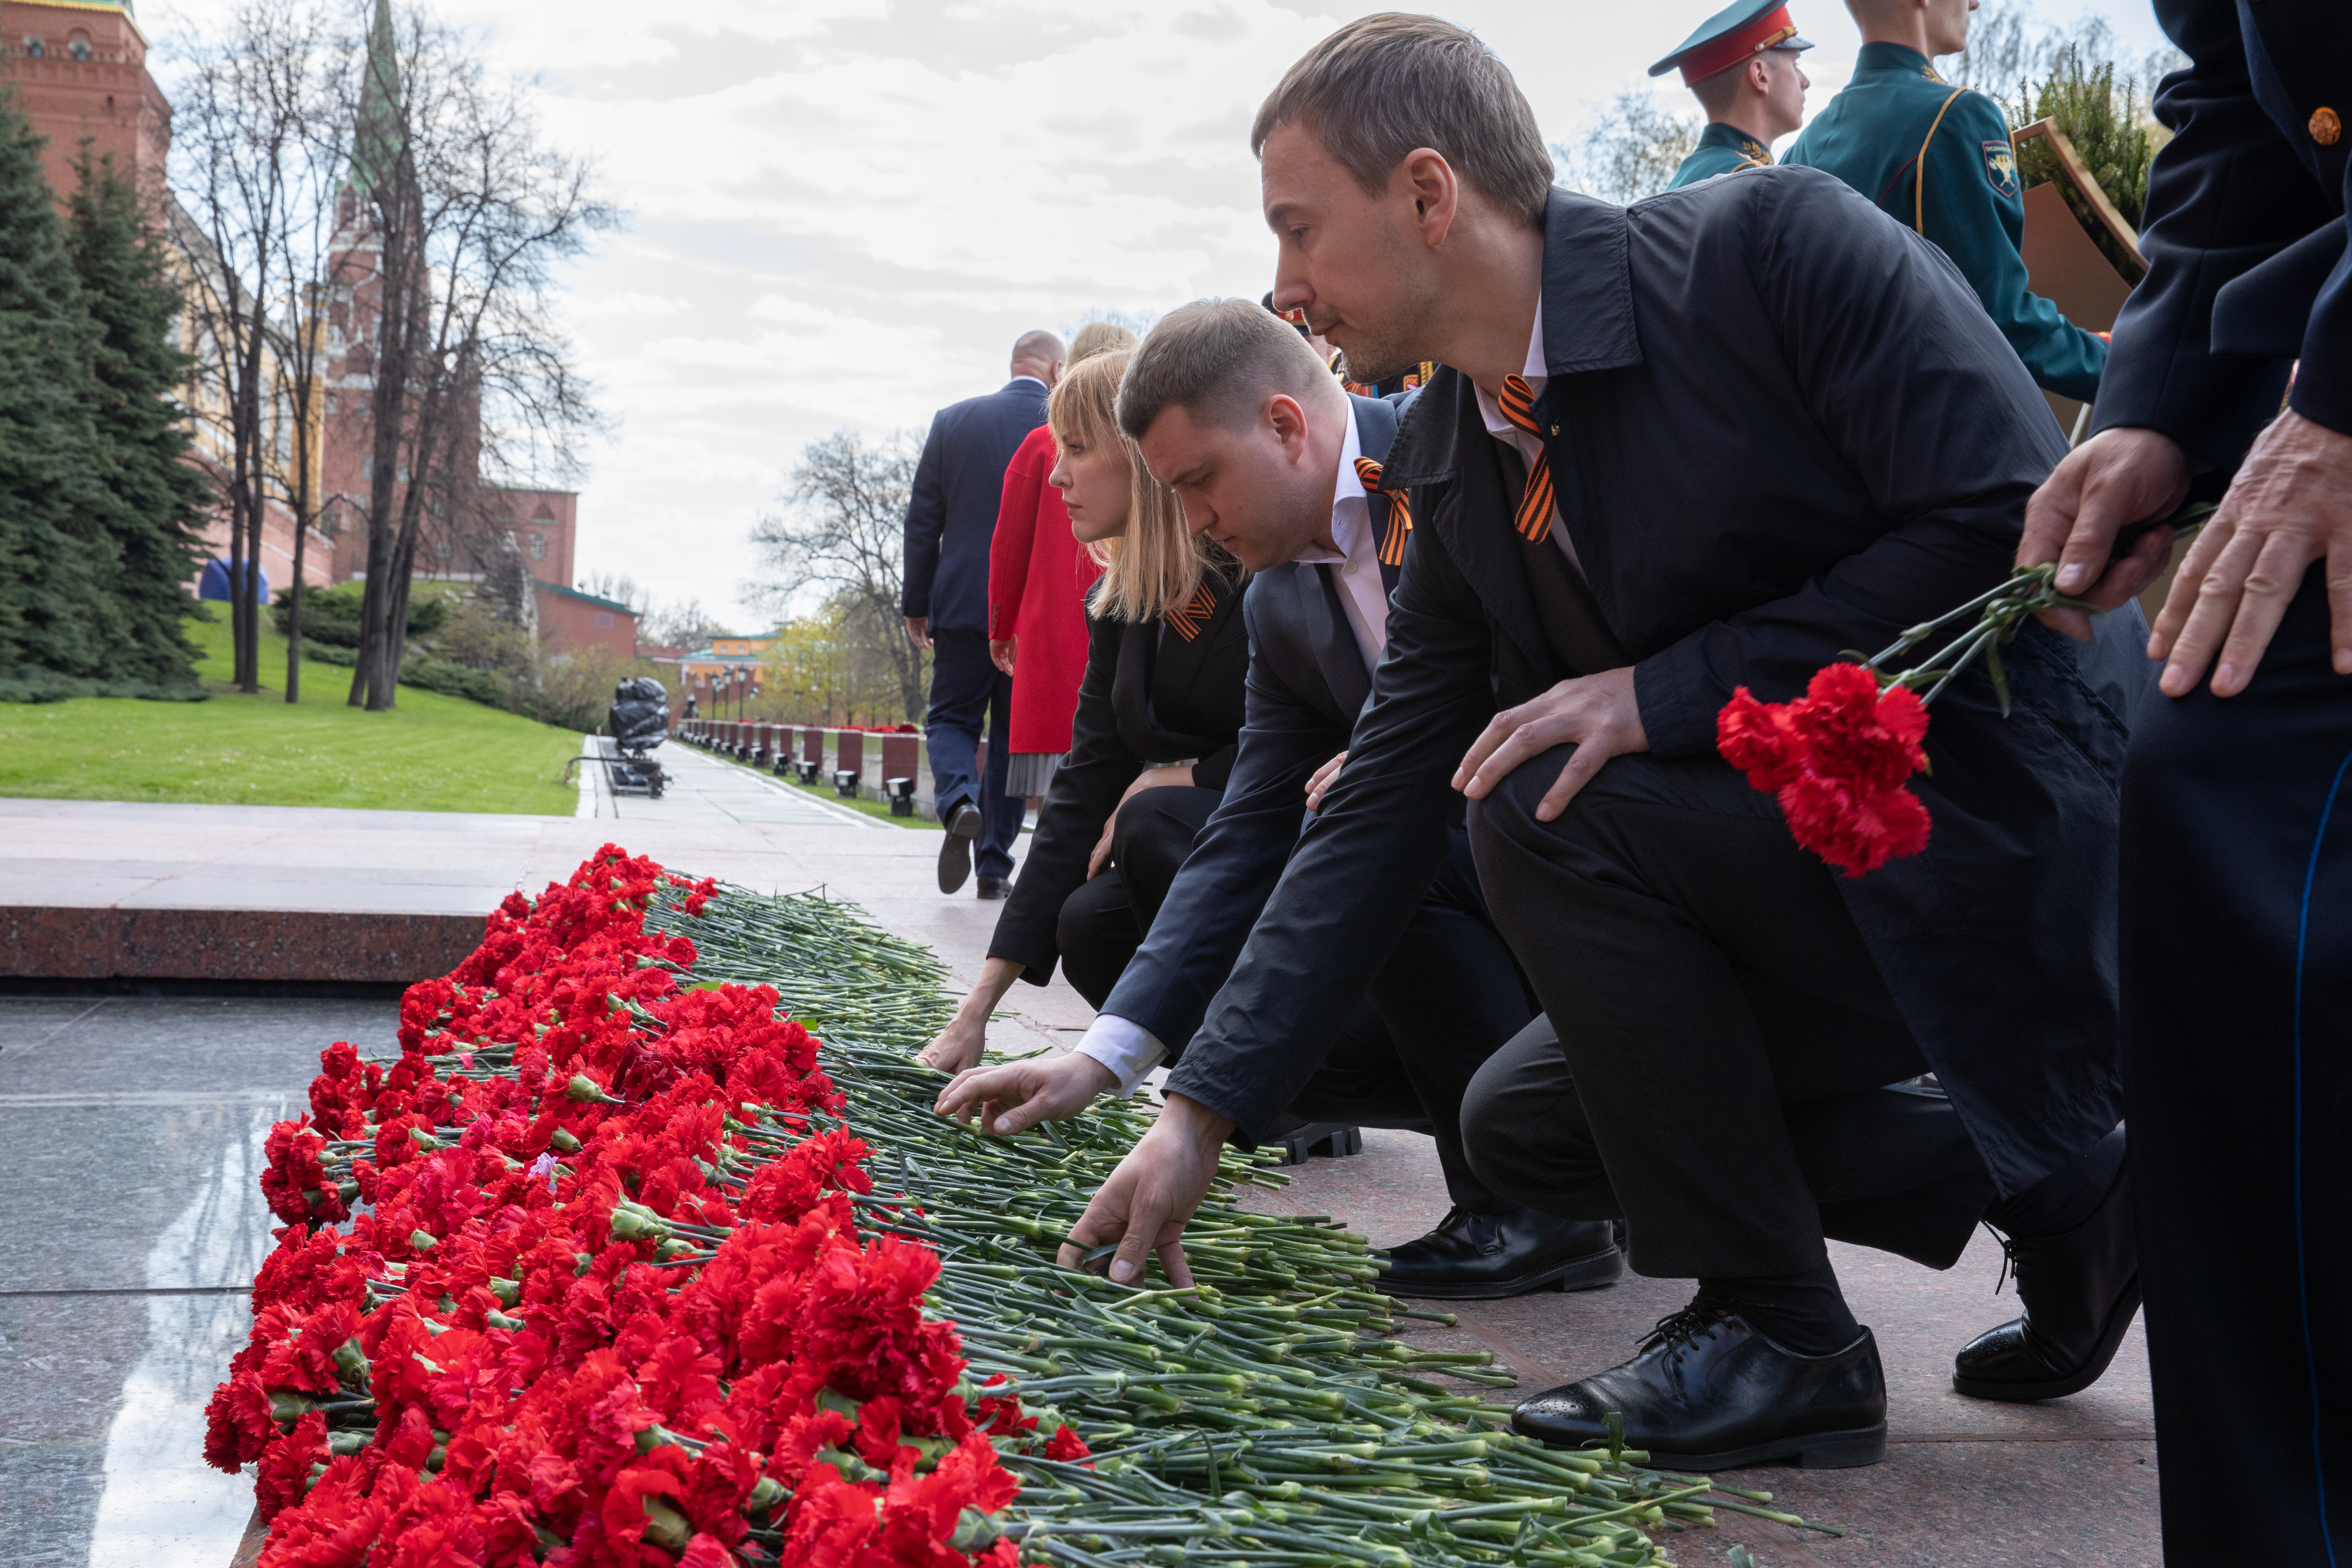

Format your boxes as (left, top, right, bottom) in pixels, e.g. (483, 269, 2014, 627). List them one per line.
(0, 996, 400, 1567)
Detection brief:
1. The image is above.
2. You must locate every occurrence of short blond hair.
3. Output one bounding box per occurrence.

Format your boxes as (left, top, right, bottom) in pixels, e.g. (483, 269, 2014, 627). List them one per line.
(1048, 351, 1221, 623)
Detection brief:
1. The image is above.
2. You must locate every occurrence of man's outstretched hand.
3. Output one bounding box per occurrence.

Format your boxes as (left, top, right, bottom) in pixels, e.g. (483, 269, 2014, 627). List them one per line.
(2017, 426, 2193, 640)
(2148, 409, 2352, 698)
(1055, 1092, 1233, 1288)
(934, 1050, 1115, 1134)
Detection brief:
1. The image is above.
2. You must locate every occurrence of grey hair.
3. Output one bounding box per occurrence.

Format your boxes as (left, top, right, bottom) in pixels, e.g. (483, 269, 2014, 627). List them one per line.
(1251, 13, 1552, 228)
(1115, 298, 1337, 443)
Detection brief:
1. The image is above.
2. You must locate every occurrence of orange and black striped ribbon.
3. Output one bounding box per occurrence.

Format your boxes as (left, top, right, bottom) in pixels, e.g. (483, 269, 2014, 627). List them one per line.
(1354, 455, 1413, 567)
(1163, 583, 1216, 642)
(1497, 373, 1554, 545)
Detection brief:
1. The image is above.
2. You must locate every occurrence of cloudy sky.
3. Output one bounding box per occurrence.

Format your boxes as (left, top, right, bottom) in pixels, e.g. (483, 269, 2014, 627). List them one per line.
(147, 0, 2172, 629)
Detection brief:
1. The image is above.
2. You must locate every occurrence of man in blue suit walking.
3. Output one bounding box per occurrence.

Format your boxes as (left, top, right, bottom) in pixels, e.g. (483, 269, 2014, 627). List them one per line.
(904, 330, 1065, 896)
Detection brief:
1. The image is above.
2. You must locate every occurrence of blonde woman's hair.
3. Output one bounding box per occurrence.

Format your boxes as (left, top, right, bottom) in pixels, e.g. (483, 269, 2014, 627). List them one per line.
(1048, 350, 1229, 623)
(1068, 320, 1137, 364)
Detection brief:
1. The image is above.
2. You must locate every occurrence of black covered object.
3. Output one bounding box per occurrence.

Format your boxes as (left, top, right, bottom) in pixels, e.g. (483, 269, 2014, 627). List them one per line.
(609, 677, 668, 750)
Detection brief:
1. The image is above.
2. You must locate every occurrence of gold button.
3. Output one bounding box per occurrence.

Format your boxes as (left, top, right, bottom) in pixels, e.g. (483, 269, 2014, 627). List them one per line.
(2314, 107, 2342, 146)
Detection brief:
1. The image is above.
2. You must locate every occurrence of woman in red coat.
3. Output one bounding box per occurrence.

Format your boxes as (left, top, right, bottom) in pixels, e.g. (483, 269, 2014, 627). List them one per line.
(987, 322, 1134, 800)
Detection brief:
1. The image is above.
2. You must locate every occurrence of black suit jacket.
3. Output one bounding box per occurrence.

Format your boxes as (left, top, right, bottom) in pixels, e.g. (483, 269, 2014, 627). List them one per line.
(2093, 0, 2350, 466)
(901, 378, 1051, 633)
(1095, 397, 1407, 1052)
(988, 572, 1249, 980)
(1166, 176, 2154, 1198)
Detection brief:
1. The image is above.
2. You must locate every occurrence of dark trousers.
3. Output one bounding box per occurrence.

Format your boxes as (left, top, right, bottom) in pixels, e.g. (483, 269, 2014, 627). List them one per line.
(926, 629, 1023, 879)
(1059, 787, 1531, 1212)
(1461, 748, 1991, 1281)
(2122, 570, 2352, 1562)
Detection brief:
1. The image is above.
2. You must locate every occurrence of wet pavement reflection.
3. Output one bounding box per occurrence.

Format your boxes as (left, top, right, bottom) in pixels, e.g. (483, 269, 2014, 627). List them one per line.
(0, 996, 399, 1567)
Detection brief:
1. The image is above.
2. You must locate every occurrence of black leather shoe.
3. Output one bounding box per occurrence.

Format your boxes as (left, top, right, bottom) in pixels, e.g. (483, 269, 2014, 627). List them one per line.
(1380, 1208, 1623, 1300)
(1513, 1298, 1888, 1470)
(1953, 1161, 2140, 1402)
(975, 874, 1010, 900)
(937, 804, 981, 893)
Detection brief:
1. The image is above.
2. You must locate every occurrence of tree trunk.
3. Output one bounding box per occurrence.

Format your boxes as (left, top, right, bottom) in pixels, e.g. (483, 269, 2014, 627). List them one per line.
(285, 423, 311, 704)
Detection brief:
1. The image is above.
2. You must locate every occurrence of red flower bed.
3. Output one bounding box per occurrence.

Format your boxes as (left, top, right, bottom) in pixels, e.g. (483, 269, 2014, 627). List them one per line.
(213, 846, 1074, 1568)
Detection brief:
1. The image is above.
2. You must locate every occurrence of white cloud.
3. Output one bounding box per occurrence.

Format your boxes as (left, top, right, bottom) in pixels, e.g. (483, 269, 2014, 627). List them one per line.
(145, 0, 2171, 627)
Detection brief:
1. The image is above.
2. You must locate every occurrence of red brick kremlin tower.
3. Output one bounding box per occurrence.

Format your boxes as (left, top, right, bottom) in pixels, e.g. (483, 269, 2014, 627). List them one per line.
(314, 0, 593, 626)
(0, 0, 167, 205)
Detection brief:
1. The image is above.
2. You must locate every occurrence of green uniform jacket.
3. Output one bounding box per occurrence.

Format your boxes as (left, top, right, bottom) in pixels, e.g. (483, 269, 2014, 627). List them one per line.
(1667, 121, 1775, 189)
(1782, 43, 2107, 402)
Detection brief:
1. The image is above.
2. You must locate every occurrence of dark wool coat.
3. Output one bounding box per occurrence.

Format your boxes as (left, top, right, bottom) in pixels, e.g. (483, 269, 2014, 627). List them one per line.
(1166, 174, 2154, 1198)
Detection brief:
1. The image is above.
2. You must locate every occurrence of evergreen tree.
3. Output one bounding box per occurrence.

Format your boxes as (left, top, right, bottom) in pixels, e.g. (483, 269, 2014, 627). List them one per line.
(0, 88, 116, 687)
(67, 147, 210, 691)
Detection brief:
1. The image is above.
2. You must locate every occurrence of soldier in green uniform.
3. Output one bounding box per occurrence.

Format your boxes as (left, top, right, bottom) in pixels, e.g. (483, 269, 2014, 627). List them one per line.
(1651, 0, 1814, 189)
(1781, 0, 2106, 402)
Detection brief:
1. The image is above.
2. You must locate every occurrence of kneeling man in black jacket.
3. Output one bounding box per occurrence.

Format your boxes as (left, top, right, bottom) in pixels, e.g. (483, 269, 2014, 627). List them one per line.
(1046, 14, 2153, 1470)
(938, 298, 1622, 1300)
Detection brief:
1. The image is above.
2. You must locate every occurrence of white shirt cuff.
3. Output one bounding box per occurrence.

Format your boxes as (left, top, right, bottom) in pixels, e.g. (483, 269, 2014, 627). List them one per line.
(1075, 1014, 1167, 1095)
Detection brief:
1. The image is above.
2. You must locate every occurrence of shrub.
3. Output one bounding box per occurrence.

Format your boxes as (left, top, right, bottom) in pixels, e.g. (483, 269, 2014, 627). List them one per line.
(2008, 48, 2157, 284)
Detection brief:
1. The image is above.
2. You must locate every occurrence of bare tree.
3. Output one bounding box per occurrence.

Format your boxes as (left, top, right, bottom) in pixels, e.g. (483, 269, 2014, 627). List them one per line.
(641, 597, 730, 650)
(1949, 2, 2184, 101)
(1553, 90, 1701, 207)
(577, 570, 648, 611)
(338, 0, 613, 711)
(748, 430, 928, 723)
(168, 0, 343, 694)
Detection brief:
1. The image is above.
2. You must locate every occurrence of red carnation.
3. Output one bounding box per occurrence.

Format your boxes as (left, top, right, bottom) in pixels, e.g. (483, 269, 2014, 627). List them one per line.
(1718, 661, 1933, 877)
(1043, 1425, 1092, 1465)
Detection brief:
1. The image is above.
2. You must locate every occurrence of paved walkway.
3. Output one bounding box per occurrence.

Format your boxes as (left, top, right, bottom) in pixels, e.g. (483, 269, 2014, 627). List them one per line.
(0, 772, 2158, 1565)
(575, 736, 885, 829)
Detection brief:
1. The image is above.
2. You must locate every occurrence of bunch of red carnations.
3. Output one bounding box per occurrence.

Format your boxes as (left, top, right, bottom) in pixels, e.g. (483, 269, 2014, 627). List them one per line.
(211, 845, 1076, 1568)
(1716, 561, 2109, 877)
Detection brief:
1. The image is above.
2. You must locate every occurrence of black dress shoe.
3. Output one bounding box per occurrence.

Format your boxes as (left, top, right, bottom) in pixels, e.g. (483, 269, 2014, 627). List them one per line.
(1953, 1160, 2140, 1402)
(937, 804, 981, 893)
(1380, 1208, 1623, 1300)
(975, 874, 1010, 900)
(1513, 1298, 1888, 1470)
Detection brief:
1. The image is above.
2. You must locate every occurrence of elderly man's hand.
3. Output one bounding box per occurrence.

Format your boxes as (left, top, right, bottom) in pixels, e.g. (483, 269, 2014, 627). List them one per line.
(1453, 667, 1647, 821)
(2017, 427, 2194, 640)
(2149, 409, 2352, 697)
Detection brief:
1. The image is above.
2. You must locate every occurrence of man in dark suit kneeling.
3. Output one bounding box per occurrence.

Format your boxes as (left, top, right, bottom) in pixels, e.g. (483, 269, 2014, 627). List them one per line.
(938, 299, 1623, 1299)
(1048, 13, 2153, 1470)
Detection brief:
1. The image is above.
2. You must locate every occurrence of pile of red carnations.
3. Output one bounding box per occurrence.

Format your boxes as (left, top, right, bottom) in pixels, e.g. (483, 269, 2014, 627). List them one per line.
(210, 846, 1073, 1568)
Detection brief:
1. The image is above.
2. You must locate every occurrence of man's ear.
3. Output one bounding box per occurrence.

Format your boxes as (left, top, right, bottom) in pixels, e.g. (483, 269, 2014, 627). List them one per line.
(1265, 392, 1311, 455)
(1397, 148, 1459, 247)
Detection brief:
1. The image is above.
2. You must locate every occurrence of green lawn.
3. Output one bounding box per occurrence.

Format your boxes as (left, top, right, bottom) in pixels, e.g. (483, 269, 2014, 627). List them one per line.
(0, 609, 582, 814)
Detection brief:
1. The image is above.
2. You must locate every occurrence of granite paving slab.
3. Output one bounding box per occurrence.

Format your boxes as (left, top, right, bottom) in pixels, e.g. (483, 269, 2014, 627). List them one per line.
(0, 997, 397, 1566)
(1241, 1123, 2160, 1564)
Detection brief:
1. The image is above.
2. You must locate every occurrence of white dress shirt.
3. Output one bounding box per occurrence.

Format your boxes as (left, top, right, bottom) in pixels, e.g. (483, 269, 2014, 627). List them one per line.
(1073, 405, 1388, 1094)
(1289, 411, 1388, 669)
(1470, 299, 1586, 577)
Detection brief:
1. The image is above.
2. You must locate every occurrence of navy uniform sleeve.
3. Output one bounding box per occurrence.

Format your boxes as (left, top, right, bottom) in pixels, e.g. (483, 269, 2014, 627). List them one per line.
(900, 415, 949, 619)
(1922, 93, 2109, 404)
(2098, 0, 2345, 460)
